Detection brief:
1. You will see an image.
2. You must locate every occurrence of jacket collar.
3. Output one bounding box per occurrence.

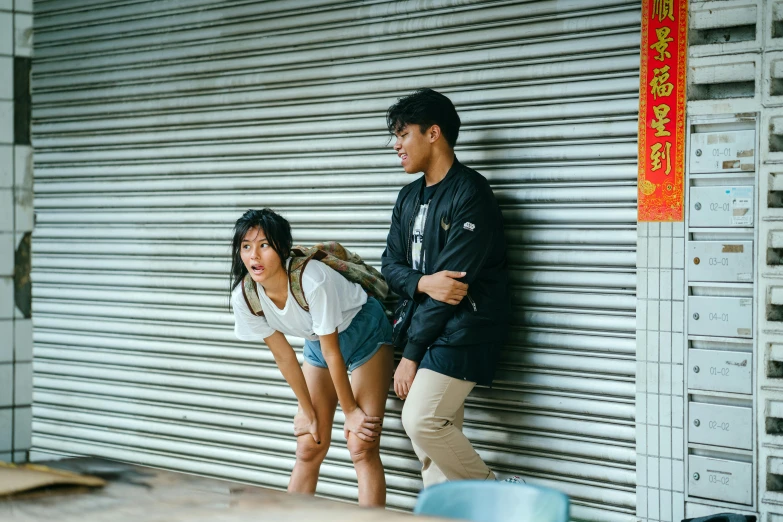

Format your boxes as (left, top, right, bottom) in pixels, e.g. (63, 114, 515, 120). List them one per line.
(416, 157, 461, 193)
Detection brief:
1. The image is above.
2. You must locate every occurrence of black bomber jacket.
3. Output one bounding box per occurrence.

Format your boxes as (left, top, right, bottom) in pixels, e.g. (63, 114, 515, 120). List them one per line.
(381, 159, 511, 363)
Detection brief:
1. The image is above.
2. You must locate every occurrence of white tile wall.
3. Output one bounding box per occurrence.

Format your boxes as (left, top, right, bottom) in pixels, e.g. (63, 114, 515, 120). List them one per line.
(660, 331, 672, 363)
(0, 11, 11, 56)
(0, 408, 10, 452)
(14, 361, 31, 405)
(15, 190, 33, 233)
(648, 426, 659, 456)
(660, 489, 673, 522)
(638, 486, 649, 518)
(660, 269, 672, 300)
(0, 276, 12, 319)
(0, 101, 11, 145)
(648, 456, 660, 488)
(649, 487, 661, 520)
(661, 460, 673, 495)
(14, 146, 31, 188)
(0, 190, 13, 233)
(1, 2, 32, 466)
(672, 332, 684, 364)
(13, 13, 32, 56)
(14, 147, 34, 235)
(0, 319, 10, 363)
(0, 231, 12, 276)
(0, 144, 12, 189)
(0, 363, 12, 407)
(660, 426, 672, 458)
(661, 238, 673, 269)
(637, 221, 686, 522)
(13, 406, 30, 450)
(14, 318, 31, 362)
(660, 392, 672, 427)
(14, 0, 33, 13)
(0, 55, 11, 100)
(0, 0, 10, 459)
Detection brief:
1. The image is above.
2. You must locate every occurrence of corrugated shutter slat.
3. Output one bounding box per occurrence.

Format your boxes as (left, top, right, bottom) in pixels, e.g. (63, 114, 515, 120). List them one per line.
(31, 1, 640, 520)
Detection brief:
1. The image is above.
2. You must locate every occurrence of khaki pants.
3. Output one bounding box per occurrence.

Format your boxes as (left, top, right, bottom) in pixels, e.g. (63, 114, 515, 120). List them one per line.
(401, 368, 497, 487)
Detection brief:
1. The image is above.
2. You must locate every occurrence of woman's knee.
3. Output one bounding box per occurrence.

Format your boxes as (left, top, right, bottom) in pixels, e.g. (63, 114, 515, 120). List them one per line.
(296, 437, 329, 464)
(346, 434, 380, 465)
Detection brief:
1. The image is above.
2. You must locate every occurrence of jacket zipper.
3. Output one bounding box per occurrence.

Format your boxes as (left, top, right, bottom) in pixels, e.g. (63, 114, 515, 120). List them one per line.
(467, 293, 477, 312)
(406, 190, 421, 265)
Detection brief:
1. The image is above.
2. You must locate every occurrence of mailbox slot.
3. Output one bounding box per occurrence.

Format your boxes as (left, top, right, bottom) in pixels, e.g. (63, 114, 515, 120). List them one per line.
(689, 186, 754, 227)
(689, 455, 752, 504)
(688, 241, 753, 282)
(689, 130, 755, 174)
(688, 296, 753, 338)
(688, 402, 753, 449)
(689, 349, 752, 394)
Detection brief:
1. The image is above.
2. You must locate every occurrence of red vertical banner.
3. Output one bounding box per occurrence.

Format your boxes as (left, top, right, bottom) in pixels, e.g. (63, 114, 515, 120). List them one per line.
(638, 0, 688, 222)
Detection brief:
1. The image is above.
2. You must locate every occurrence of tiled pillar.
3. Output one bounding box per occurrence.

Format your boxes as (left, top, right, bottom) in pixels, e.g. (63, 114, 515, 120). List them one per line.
(636, 222, 687, 522)
(0, 0, 33, 464)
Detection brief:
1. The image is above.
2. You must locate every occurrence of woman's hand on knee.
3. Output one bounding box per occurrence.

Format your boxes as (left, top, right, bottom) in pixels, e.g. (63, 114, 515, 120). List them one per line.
(294, 406, 321, 444)
(343, 406, 382, 442)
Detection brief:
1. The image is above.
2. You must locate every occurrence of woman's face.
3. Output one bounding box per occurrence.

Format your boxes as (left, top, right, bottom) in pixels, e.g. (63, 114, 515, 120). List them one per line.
(240, 226, 284, 285)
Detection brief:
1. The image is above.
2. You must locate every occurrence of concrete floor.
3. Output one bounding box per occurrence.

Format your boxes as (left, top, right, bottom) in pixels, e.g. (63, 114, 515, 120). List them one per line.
(0, 458, 443, 522)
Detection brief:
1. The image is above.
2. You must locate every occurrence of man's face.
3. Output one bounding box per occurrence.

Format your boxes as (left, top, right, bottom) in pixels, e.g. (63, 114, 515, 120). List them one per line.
(393, 124, 432, 174)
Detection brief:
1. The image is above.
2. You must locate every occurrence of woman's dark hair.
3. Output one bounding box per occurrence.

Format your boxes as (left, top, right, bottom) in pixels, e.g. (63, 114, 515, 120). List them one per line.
(230, 208, 292, 292)
(386, 88, 461, 148)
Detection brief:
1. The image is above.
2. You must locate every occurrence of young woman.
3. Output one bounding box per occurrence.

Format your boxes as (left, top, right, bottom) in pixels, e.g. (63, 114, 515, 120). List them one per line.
(230, 208, 394, 507)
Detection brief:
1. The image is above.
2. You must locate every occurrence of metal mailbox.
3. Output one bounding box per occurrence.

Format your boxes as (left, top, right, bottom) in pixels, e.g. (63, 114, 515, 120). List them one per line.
(689, 186, 754, 227)
(689, 130, 755, 174)
(689, 455, 753, 505)
(688, 296, 753, 338)
(689, 349, 752, 394)
(688, 402, 753, 449)
(688, 241, 753, 282)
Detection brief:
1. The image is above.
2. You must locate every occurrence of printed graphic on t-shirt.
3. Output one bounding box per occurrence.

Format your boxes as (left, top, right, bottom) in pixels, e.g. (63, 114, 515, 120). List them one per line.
(411, 202, 429, 271)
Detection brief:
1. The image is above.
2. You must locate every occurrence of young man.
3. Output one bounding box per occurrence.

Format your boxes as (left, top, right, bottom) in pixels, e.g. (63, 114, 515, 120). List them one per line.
(381, 88, 510, 487)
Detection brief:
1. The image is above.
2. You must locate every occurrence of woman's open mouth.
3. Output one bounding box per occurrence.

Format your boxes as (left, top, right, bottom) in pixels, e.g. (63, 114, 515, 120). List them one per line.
(250, 264, 264, 275)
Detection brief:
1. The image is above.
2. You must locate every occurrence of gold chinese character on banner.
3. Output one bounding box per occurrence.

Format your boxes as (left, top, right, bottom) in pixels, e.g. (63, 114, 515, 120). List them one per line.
(652, 0, 675, 22)
(650, 104, 671, 137)
(651, 142, 672, 175)
(649, 65, 674, 99)
(650, 26, 673, 61)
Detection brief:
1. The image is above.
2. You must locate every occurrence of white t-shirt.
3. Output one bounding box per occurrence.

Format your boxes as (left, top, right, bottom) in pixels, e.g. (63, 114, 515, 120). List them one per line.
(232, 259, 367, 342)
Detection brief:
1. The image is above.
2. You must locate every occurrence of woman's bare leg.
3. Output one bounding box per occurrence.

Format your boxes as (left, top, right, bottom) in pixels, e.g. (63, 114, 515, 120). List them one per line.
(288, 361, 338, 494)
(347, 344, 394, 507)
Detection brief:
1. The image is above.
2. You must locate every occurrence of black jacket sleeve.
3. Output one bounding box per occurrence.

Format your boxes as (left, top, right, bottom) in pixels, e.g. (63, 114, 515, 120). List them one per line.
(402, 186, 498, 362)
(381, 191, 423, 300)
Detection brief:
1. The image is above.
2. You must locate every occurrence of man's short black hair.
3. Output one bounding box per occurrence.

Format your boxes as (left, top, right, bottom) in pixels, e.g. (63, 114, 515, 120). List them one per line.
(386, 88, 461, 148)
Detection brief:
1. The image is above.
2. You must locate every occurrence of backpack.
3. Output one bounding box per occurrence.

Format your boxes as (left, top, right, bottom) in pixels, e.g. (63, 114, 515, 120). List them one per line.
(241, 241, 389, 317)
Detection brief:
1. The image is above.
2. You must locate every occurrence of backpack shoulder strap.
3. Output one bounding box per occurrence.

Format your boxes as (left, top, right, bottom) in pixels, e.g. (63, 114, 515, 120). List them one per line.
(286, 242, 389, 314)
(288, 246, 318, 312)
(241, 273, 265, 317)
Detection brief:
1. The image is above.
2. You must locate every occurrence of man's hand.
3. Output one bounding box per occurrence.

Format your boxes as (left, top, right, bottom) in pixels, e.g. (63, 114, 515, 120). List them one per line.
(394, 358, 419, 400)
(293, 406, 320, 444)
(417, 270, 468, 305)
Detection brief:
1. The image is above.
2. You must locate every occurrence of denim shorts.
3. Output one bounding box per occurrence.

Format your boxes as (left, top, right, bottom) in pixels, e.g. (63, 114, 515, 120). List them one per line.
(303, 297, 392, 371)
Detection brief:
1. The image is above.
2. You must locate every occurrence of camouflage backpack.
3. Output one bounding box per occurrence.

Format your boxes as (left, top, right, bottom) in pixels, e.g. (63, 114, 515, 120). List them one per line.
(241, 241, 389, 316)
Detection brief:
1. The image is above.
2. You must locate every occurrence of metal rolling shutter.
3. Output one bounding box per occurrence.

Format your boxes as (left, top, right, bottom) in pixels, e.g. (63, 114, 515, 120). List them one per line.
(30, 1, 639, 519)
